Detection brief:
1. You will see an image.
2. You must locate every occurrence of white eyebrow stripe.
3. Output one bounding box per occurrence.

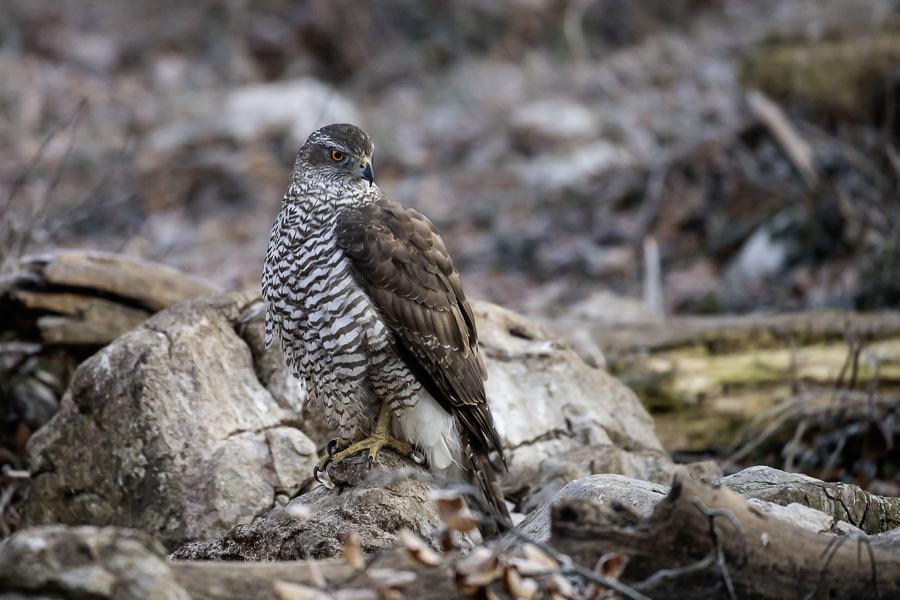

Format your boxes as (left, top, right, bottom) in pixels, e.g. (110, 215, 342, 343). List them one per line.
(308, 133, 351, 154)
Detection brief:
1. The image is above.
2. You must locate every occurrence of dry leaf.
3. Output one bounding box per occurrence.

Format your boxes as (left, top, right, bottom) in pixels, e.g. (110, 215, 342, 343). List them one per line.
(372, 588, 403, 600)
(438, 529, 458, 553)
(367, 568, 418, 588)
(521, 544, 560, 570)
(455, 546, 501, 593)
(585, 552, 630, 599)
(596, 553, 628, 579)
(502, 565, 538, 600)
(429, 489, 481, 533)
(398, 528, 442, 567)
(333, 590, 378, 600)
(507, 557, 553, 577)
(342, 530, 365, 570)
(274, 580, 331, 600)
(545, 574, 575, 600)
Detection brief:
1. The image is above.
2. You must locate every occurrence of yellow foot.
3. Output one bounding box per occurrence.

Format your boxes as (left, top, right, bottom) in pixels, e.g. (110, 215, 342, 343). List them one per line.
(312, 429, 414, 483)
(312, 401, 416, 485)
(330, 429, 412, 469)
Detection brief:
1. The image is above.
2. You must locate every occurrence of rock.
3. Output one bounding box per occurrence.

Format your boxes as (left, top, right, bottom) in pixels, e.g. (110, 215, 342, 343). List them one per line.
(510, 98, 600, 153)
(504, 474, 671, 549)
(717, 465, 900, 534)
(744, 498, 863, 535)
(151, 78, 359, 151)
(171, 452, 454, 561)
(23, 293, 665, 551)
(507, 466, 885, 552)
(23, 292, 312, 550)
(509, 444, 710, 514)
(719, 211, 800, 310)
(0, 525, 189, 600)
(17, 251, 222, 313)
(566, 290, 662, 325)
(473, 301, 670, 503)
(523, 141, 633, 191)
(727, 219, 792, 280)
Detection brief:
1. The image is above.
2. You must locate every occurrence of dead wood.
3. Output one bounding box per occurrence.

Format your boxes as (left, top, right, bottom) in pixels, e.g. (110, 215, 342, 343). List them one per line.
(551, 309, 900, 355)
(551, 310, 900, 452)
(16, 291, 151, 345)
(3, 251, 221, 346)
(19, 251, 221, 312)
(746, 90, 818, 189)
(169, 548, 463, 600)
(550, 475, 900, 600)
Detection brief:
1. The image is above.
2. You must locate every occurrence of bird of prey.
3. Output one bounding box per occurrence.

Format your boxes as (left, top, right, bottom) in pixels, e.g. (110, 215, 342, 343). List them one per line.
(262, 123, 511, 528)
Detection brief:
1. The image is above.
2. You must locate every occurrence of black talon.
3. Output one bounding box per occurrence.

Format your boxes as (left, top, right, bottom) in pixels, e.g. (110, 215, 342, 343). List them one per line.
(367, 454, 374, 469)
(313, 454, 335, 484)
(326, 439, 338, 456)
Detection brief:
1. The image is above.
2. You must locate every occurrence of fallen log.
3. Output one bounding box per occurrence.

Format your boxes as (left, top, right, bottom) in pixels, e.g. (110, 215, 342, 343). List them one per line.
(16, 291, 151, 345)
(5, 474, 900, 600)
(2, 251, 221, 346)
(550, 310, 900, 452)
(169, 549, 462, 600)
(551, 309, 900, 355)
(22, 251, 221, 312)
(551, 475, 900, 600)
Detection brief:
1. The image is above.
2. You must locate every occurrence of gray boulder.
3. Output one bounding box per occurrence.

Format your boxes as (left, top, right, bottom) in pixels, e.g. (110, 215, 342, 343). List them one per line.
(171, 452, 453, 561)
(510, 443, 720, 514)
(505, 467, 896, 551)
(0, 525, 189, 600)
(716, 465, 900, 534)
(472, 301, 670, 493)
(24, 294, 668, 551)
(504, 474, 670, 549)
(24, 292, 315, 550)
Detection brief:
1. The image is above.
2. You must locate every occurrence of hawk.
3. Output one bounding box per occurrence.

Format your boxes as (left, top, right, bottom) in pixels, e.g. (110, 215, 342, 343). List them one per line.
(263, 123, 511, 528)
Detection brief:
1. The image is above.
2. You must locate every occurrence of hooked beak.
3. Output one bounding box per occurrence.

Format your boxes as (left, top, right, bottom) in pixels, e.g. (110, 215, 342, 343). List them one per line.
(358, 160, 374, 187)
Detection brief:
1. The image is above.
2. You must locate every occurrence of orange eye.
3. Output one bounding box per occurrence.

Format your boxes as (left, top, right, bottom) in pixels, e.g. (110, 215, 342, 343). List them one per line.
(331, 150, 344, 161)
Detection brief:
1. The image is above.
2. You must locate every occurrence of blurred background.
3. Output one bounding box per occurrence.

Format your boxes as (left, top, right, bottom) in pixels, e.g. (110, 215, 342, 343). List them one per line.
(2, 0, 900, 524)
(2, 0, 898, 316)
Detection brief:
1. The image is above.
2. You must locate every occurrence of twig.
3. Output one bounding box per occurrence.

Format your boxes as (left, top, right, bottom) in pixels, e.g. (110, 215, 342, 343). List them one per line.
(862, 537, 880, 600)
(505, 527, 653, 600)
(0, 483, 16, 538)
(562, 0, 596, 63)
(747, 90, 818, 189)
(30, 100, 86, 231)
(631, 551, 716, 592)
(804, 536, 849, 600)
(693, 501, 747, 600)
(886, 143, 900, 178)
(634, 166, 668, 241)
(642, 237, 664, 321)
(1, 100, 85, 215)
(783, 418, 809, 473)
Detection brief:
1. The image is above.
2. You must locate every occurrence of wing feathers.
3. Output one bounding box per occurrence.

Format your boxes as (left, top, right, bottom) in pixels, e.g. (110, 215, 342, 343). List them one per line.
(335, 198, 505, 464)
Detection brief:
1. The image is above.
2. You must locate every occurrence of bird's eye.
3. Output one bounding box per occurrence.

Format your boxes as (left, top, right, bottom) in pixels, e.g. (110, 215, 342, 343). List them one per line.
(331, 150, 344, 161)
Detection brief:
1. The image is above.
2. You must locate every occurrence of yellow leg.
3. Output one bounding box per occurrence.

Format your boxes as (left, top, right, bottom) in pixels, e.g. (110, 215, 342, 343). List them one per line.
(313, 401, 411, 482)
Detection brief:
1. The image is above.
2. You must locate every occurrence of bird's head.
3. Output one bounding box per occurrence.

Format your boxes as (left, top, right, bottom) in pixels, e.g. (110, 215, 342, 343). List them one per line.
(296, 123, 375, 188)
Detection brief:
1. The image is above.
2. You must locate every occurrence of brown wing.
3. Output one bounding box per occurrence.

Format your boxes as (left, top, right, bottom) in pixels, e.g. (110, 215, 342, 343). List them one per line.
(335, 198, 505, 465)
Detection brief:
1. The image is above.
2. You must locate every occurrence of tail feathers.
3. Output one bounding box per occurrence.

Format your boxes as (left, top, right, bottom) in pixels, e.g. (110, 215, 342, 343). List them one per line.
(462, 429, 512, 534)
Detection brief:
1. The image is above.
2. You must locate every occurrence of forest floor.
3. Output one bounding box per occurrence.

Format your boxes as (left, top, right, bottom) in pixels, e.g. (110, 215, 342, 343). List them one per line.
(2, 0, 900, 538)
